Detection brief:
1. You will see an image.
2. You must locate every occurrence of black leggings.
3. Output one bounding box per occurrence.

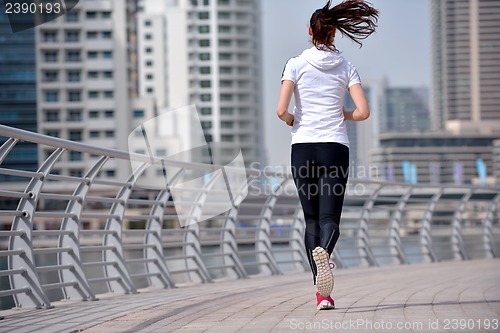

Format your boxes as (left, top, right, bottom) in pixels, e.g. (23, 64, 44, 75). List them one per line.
(291, 142, 349, 283)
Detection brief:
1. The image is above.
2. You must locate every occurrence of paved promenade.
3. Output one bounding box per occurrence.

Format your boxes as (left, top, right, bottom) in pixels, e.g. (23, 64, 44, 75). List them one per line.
(1, 259, 499, 333)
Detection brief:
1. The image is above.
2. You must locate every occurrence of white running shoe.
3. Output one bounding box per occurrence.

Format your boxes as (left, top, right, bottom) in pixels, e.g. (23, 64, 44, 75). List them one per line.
(312, 246, 334, 297)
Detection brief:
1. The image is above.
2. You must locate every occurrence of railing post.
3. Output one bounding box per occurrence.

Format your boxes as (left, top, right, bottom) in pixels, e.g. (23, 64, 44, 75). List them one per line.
(103, 163, 149, 294)
(144, 189, 176, 288)
(221, 178, 250, 279)
(388, 187, 412, 265)
(358, 185, 381, 267)
(255, 179, 284, 276)
(8, 148, 65, 309)
(483, 193, 500, 258)
(58, 156, 109, 301)
(290, 204, 310, 271)
(451, 190, 473, 260)
(420, 189, 442, 262)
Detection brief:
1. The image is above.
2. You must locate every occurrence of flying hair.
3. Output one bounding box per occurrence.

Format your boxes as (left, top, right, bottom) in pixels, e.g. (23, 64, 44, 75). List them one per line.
(310, 0, 379, 51)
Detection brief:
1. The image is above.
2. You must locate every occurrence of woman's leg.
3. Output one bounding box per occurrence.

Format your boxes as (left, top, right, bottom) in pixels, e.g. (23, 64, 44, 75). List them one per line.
(316, 143, 350, 256)
(291, 144, 320, 282)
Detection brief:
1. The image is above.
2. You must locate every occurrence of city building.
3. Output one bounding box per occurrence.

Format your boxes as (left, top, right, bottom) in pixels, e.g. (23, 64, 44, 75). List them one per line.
(0, 10, 37, 182)
(371, 132, 497, 185)
(431, 0, 500, 135)
(35, 0, 139, 180)
(379, 86, 429, 134)
(137, 0, 265, 166)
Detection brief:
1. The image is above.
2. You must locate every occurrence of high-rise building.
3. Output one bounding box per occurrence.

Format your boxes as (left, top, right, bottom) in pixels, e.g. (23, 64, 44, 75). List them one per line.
(431, 0, 500, 134)
(35, 0, 139, 180)
(0, 10, 38, 182)
(137, 0, 265, 166)
(379, 87, 429, 134)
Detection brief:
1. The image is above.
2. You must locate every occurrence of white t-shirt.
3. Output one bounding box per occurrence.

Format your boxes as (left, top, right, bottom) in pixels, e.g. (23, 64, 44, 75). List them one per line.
(281, 46, 361, 147)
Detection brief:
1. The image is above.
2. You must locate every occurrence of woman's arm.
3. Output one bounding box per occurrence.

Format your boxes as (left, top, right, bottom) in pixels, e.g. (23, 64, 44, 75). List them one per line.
(276, 80, 295, 126)
(343, 83, 370, 121)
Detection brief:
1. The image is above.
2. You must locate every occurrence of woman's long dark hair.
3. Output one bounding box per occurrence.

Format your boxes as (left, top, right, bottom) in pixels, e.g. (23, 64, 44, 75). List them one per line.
(310, 0, 379, 50)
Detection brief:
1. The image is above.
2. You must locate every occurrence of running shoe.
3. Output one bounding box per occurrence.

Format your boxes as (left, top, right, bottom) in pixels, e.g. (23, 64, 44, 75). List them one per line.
(312, 246, 334, 297)
(316, 292, 335, 310)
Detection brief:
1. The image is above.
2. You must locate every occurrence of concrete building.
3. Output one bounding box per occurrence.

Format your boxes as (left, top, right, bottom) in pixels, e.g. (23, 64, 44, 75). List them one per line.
(137, 0, 265, 166)
(431, 0, 500, 135)
(0, 10, 38, 182)
(379, 87, 429, 134)
(371, 132, 497, 185)
(35, 0, 139, 180)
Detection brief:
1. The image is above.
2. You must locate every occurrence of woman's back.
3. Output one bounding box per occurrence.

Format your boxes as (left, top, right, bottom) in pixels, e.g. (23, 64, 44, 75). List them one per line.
(282, 47, 360, 146)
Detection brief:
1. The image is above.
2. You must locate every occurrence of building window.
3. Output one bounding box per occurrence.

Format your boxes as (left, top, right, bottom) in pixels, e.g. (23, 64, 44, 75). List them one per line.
(200, 94, 211, 101)
(88, 71, 98, 79)
(199, 26, 210, 33)
(67, 110, 82, 121)
(44, 51, 58, 62)
(199, 53, 210, 61)
(200, 67, 211, 74)
(102, 31, 112, 39)
(201, 107, 212, 115)
(102, 11, 111, 19)
(44, 91, 59, 102)
(87, 51, 98, 59)
(43, 71, 58, 82)
(103, 71, 113, 79)
(68, 90, 81, 102)
(220, 53, 232, 60)
(146, 87, 154, 93)
(104, 110, 114, 118)
(146, 60, 153, 67)
(67, 71, 80, 82)
(145, 47, 153, 53)
(89, 111, 99, 119)
(221, 94, 233, 101)
(221, 107, 233, 115)
(43, 31, 57, 42)
(45, 130, 60, 138)
(144, 20, 152, 26)
(69, 130, 82, 141)
(105, 170, 116, 177)
(221, 121, 233, 128)
(86, 11, 97, 19)
(88, 91, 99, 99)
(102, 51, 113, 59)
(146, 74, 153, 80)
(219, 12, 230, 19)
(219, 39, 231, 46)
(66, 50, 81, 62)
(220, 80, 232, 87)
(65, 30, 80, 42)
(199, 12, 209, 19)
(133, 109, 145, 118)
(45, 110, 59, 121)
(70, 169, 83, 177)
(105, 130, 114, 138)
(201, 121, 212, 129)
(145, 33, 152, 40)
(86, 31, 98, 39)
(89, 131, 100, 138)
(200, 81, 211, 88)
(69, 151, 82, 161)
(199, 39, 210, 47)
(104, 91, 114, 98)
(220, 66, 232, 74)
(65, 11, 79, 22)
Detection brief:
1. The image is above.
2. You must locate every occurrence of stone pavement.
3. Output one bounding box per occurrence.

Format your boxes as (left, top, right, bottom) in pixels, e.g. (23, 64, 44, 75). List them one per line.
(1, 259, 499, 333)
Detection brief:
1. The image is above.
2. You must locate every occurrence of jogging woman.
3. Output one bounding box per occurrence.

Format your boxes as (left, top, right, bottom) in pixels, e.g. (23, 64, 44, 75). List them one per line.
(276, 0, 378, 310)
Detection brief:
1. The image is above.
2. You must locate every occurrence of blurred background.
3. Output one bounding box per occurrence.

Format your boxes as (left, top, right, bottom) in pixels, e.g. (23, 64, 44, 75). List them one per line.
(0, 0, 499, 186)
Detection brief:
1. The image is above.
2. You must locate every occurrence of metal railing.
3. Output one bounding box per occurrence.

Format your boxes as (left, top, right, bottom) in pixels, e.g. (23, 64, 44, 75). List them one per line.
(0, 124, 499, 310)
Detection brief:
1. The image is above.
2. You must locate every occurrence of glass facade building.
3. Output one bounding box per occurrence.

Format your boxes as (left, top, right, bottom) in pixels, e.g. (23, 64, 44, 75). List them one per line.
(0, 10, 38, 181)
